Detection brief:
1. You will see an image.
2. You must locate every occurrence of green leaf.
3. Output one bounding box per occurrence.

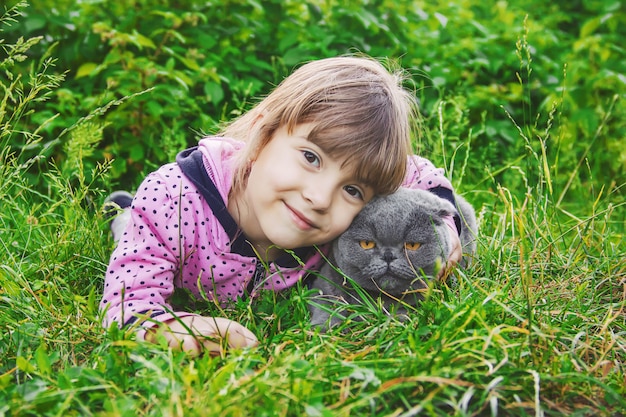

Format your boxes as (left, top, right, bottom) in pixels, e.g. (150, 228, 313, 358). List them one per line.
(172, 71, 193, 89)
(282, 47, 312, 66)
(150, 10, 182, 27)
(204, 81, 224, 104)
(23, 14, 47, 32)
(0, 265, 21, 296)
(129, 144, 145, 161)
(580, 16, 601, 38)
(16, 356, 36, 374)
(75, 62, 98, 79)
(35, 344, 52, 376)
(131, 31, 157, 49)
(176, 55, 200, 71)
(0, 372, 12, 390)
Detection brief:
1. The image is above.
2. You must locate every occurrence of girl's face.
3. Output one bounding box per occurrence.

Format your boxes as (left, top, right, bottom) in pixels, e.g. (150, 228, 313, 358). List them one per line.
(235, 123, 374, 256)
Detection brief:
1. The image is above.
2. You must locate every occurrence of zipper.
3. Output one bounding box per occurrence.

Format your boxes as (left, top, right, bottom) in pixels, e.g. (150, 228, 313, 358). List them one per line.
(246, 260, 265, 296)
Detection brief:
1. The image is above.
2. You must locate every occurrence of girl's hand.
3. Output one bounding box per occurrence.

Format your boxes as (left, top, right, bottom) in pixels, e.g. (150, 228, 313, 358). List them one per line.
(146, 315, 259, 357)
(438, 223, 462, 281)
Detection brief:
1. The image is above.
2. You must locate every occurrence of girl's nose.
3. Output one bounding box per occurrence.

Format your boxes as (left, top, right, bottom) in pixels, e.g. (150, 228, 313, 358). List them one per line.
(302, 183, 333, 211)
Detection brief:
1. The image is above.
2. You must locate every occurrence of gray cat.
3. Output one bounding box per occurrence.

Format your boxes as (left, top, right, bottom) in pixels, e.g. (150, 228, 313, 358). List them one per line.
(308, 187, 477, 330)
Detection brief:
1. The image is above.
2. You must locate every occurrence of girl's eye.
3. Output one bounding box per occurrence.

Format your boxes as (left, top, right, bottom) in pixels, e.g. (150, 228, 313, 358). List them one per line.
(404, 242, 422, 251)
(344, 185, 363, 200)
(302, 150, 320, 167)
(359, 240, 376, 249)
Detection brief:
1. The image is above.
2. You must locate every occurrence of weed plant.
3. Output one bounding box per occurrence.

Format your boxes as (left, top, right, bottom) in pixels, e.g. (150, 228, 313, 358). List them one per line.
(1, 2, 625, 416)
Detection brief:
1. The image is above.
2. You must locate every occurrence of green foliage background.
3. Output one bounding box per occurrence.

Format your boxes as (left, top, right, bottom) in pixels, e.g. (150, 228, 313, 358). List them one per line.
(1, 0, 625, 415)
(5, 0, 625, 204)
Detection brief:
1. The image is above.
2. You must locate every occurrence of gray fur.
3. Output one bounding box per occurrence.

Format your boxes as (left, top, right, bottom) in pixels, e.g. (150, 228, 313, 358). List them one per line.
(308, 188, 477, 331)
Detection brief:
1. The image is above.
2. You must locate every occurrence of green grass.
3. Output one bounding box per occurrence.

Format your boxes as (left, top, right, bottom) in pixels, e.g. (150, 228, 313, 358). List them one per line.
(1, 173, 624, 416)
(1, 98, 624, 417)
(1, 3, 625, 416)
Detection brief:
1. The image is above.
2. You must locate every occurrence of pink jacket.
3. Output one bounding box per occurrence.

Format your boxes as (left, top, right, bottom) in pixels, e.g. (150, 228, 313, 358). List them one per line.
(99, 136, 455, 331)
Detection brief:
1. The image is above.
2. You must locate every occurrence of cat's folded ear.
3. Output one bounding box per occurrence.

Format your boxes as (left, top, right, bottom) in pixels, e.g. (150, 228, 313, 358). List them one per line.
(426, 196, 457, 222)
(395, 187, 458, 224)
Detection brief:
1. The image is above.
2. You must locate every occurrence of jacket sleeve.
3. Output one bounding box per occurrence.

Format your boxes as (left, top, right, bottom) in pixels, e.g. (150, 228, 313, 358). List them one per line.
(402, 155, 459, 236)
(402, 155, 453, 191)
(99, 170, 198, 336)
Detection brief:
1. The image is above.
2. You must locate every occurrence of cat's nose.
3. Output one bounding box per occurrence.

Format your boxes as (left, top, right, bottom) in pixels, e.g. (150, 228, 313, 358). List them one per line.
(383, 249, 396, 263)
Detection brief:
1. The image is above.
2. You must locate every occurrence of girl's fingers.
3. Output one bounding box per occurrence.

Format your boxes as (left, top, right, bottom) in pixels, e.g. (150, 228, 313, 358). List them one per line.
(178, 335, 203, 357)
(206, 317, 259, 349)
(160, 316, 259, 355)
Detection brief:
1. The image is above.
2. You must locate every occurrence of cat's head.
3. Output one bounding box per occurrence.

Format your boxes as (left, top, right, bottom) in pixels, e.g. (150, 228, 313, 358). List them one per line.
(332, 188, 455, 297)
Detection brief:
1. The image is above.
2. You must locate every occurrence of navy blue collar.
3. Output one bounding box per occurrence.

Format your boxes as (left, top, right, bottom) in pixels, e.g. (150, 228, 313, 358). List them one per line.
(176, 147, 312, 268)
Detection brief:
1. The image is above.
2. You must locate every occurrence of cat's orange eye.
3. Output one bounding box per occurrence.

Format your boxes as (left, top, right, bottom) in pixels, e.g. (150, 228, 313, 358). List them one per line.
(359, 240, 376, 249)
(404, 242, 422, 251)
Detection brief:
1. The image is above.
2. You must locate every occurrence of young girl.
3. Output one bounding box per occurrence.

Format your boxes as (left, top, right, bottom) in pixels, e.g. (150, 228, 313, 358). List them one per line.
(100, 55, 462, 356)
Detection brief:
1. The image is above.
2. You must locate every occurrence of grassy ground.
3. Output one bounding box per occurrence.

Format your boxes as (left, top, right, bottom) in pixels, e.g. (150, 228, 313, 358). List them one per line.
(1, 3, 625, 416)
(1, 109, 624, 416)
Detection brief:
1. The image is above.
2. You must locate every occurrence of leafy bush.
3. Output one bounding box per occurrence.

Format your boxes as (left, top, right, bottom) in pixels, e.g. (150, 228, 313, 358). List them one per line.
(4, 0, 624, 205)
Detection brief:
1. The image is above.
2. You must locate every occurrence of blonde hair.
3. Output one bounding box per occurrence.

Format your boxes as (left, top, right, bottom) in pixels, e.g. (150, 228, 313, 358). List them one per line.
(222, 55, 417, 198)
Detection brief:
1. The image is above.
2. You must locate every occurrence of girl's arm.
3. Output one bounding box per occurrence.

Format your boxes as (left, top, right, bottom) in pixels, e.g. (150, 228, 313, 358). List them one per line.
(100, 171, 187, 331)
(99, 171, 257, 354)
(403, 155, 453, 193)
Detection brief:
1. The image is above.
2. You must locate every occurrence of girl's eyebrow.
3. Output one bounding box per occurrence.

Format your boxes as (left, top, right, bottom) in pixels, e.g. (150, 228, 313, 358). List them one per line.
(302, 137, 329, 154)
(347, 169, 374, 190)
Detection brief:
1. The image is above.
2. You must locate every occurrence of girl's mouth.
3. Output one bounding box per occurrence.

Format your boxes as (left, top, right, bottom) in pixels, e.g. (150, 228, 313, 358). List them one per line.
(285, 203, 317, 230)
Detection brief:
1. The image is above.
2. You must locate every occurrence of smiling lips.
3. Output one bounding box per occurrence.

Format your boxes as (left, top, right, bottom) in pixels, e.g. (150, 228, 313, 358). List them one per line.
(285, 203, 318, 230)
